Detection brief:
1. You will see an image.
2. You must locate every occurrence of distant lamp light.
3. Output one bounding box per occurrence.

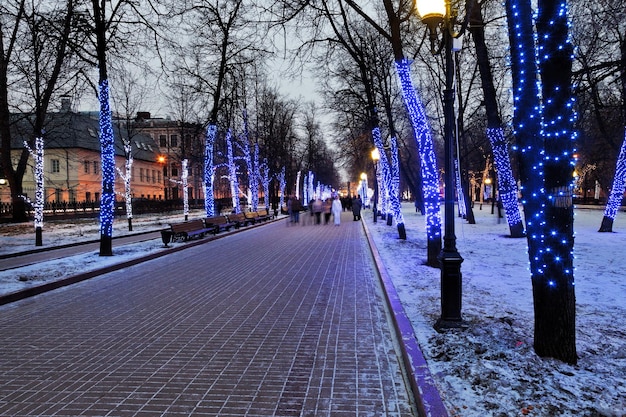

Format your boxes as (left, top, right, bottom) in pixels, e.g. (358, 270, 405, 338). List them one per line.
(371, 148, 380, 162)
(0, 178, 6, 186)
(360, 172, 367, 181)
(485, 177, 492, 185)
(157, 155, 166, 164)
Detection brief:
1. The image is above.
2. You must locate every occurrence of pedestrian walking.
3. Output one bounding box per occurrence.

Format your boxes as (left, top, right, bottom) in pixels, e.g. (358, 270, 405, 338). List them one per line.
(313, 198, 323, 224)
(352, 195, 362, 221)
(323, 198, 332, 224)
(292, 196, 302, 224)
(332, 195, 342, 226)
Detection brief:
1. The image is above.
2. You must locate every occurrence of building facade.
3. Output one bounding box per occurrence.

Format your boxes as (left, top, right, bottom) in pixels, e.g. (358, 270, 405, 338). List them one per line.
(3, 111, 166, 205)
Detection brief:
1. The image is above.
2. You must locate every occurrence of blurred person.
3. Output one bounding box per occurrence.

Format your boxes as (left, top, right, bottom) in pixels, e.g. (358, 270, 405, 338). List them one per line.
(352, 195, 362, 221)
(332, 195, 342, 226)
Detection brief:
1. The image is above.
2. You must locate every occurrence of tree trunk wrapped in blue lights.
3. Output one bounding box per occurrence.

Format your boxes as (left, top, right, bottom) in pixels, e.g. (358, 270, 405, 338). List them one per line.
(24, 137, 44, 246)
(396, 59, 442, 265)
(262, 159, 270, 209)
(487, 127, 525, 236)
(469, 2, 525, 237)
(226, 129, 240, 214)
(279, 167, 286, 210)
(599, 134, 626, 232)
(390, 136, 406, 239)
(506, 0, 577, 364)
(372, 127, 406, 239)
(98, 79, 115, 256)
(599, 39, 626, 232)
(204, 124, 216, 218)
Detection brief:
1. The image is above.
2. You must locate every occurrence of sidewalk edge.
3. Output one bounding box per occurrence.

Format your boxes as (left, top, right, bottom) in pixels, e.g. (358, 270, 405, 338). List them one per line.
(362, 220, 449, 417)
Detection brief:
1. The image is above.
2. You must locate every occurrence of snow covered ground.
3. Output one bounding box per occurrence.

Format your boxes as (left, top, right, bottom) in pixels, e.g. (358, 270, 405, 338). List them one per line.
(1, 204, 625, 416)
(366, 204, 626, 417)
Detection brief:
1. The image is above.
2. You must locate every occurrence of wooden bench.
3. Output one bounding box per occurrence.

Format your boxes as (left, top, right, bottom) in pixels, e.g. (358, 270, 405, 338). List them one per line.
(205, 215, 236, 234)
(244, 211, 260, 224)
(169, 219, 213, 241)
(256, 208, 272, 221)
(227, 212, 252, 228)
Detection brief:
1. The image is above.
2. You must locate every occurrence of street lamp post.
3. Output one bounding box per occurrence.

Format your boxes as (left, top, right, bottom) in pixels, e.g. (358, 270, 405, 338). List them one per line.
(371, 149, 380, 223)
(415, 0, 465, 330)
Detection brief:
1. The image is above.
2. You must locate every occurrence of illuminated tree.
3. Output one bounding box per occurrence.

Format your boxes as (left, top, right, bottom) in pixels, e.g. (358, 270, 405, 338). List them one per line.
(116, 142, 133, 231)
(468, 2, 525, 238)
(24, 137, 44, 246)
(344, 0, 442, 264)
(506, 0, 577, 363)
(598, 39, 626, 232)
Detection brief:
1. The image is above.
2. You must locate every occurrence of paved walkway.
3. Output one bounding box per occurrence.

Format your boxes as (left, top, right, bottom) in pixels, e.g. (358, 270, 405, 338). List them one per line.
(0, 213, 416, 416)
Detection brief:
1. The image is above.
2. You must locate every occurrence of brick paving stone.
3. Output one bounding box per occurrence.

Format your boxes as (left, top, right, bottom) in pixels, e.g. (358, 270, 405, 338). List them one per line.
(0, 213, 415, 416)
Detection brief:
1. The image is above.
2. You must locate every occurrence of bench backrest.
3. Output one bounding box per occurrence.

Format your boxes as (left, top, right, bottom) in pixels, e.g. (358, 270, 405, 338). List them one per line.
(205, 215, 229, 226)
(170, 219, 205, 233)
(228, 213, 246, 223)
(258, 208, 269, 216)
(244, 211, 259, 219)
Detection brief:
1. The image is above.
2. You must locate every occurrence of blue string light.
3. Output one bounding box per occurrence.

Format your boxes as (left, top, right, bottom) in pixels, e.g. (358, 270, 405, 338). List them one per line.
(280, 167, 287, 209)
(602, 133, 626, 222)
(262, 159, 270, 209)
(226, 129, 241, 214)
(390, 135, 405, 227)
(24, 137, 44, 230)
(204, 124, 216, 217)
(487, 127, 524, 229)
(98, 79, 115, 239)
(371, 127, 391, 215)
(395, 59, 441, 245)
(506, 0, 576, 293)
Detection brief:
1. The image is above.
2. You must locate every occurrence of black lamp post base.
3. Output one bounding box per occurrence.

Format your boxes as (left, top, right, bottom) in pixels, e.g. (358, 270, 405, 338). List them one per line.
(434, 317, 468, 332)
(437, 250, 464, 327)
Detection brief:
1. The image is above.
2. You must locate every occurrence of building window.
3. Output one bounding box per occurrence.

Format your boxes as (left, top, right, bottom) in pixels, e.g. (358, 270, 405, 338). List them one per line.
(159, 134, 167, 147)
(84, 161, 90, 174)
(51, 159, 60, 173)
(171, 163, 178, 177)
(170, 134, 178, 147)
(55, 188, 62, 202)
(140, 168, 144, 182)
(152, 170, 156, 183)
(93, 161, 99, 175)
(157, 171, 162, 184)
(86, 192, 91, 202)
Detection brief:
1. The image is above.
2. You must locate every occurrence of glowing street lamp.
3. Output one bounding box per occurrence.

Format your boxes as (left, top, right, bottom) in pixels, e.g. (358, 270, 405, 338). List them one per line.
(416, 0, 465, 330)
(360, 172, 367, 207)
(371, 149, 380, 223)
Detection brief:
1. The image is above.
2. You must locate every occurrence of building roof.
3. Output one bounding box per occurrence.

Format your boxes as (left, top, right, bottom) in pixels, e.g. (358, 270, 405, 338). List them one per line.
(10, 111, 160, 162)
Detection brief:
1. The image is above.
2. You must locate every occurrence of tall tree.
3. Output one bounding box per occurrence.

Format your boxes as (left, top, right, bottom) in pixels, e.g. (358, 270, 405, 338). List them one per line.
(506, 0, 577, 363)
(344, 0, 443, 265)
(172, 0, 265, 217)
(0, 0, 78, 224)
(468, 0, 525, 237)
(317, 2, 406, 238)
